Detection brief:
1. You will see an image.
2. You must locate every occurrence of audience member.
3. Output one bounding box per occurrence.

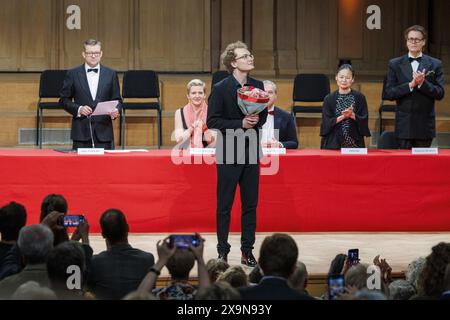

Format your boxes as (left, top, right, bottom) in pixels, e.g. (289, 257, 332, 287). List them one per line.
(217, 265, 248, 288)
(405, 256, 425, 290)
(0, 224, 53, 299)
(46, 241, 87, 299)
(138, 234, 209, 300)
(88, 209, 155, 299)
(11, 280, 57, 300)
(440, 263, 450, 300)
(239, 233, 314, 300)
(196, 281, 241, 300)
(248, 265, 263, 285)
(206, 258, 230, 283)
(0, 201, 27, 263)
(289, 261, 311, 297)
(389, 279, 416, 300)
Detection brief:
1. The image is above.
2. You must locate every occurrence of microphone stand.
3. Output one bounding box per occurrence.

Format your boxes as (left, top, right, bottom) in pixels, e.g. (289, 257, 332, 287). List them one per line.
(88, 115, 95, 148)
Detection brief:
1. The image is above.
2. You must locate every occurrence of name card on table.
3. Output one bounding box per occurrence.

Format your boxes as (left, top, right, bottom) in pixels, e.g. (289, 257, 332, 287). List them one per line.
(341, 148, 368, 155)
(77, 148, 105, 155)
(262, 148, 286, 155)
(412, 148, 438, 155)
(189, 148, 216, 155)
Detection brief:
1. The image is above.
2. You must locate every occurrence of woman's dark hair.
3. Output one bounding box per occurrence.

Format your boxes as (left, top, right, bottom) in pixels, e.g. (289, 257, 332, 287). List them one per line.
(328, 254, 347, 276)
(418, 242, 450, 297)
(337, 64, 355, 77)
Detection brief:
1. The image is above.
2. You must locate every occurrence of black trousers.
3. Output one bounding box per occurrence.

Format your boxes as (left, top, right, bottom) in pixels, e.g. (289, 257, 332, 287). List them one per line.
(216, 163, 259, 255)
(397, 138, 432, 149)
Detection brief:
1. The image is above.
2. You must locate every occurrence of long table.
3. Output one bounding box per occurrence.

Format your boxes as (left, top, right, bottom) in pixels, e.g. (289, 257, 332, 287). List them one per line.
(1, 149, 449, 232)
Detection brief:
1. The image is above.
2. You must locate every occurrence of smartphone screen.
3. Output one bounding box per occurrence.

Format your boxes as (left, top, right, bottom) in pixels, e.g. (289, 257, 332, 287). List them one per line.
(328, 275, 345, 300)
(61, 215, 85, 227)
(348, 249, 359, 265)
(169, 235, 199, 249)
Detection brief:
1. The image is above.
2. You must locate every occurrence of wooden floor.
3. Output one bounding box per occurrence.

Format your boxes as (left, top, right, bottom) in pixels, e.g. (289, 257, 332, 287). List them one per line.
(89, 232, 450, 277)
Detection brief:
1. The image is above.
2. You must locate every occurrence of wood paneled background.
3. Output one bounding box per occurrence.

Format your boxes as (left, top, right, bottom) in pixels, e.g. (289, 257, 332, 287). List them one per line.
(0, 0, 448, 75)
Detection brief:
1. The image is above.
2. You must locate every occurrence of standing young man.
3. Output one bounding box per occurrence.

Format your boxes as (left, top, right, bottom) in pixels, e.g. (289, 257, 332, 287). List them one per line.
(384, 25, 445, 148)
(60, 39, 122, 150)
(207, 41, 267, 267)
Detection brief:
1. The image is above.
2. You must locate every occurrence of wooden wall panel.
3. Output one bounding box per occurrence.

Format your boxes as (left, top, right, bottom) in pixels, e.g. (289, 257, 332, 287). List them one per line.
(137, 0, 210, 71)
(276, 0, 298, 75)
(251, 0, 275, 76)
(20, 0, 54, 71)
(337, 0, 363, 59)
(0, 0, 19, 71)
(297, 0, 337, 74)
(220, 0, 244, 48)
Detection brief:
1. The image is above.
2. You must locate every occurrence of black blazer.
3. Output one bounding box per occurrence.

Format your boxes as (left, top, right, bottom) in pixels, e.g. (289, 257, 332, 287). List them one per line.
(59, 64, 122, 142)
(207, 75, 268, 164)
(87, 244, 155, 300)
(384, 54, 445, 139)
(273, 106, 298, 149)
(239, 277, 315, 300)
(320, 90, 371, 149)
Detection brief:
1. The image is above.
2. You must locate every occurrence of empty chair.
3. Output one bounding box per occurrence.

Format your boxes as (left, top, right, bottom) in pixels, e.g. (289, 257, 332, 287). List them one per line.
(377, 131, 399, 149)
(291, 74, 330, 116)
(211, 70, 230, 91)
(36, 70, 68, 148)
(120, 70, 162, 149)
(378, 76, 397, 135)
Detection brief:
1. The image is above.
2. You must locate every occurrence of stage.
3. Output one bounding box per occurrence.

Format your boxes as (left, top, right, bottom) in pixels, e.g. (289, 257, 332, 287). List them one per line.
(1, 149, 450, 233)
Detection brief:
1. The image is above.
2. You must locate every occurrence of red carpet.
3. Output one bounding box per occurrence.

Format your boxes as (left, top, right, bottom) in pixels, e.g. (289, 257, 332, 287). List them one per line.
(1, 149, 450, 233)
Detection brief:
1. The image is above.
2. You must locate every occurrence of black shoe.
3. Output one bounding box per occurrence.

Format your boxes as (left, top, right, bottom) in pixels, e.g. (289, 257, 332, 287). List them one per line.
(241, 251, 257, 267)
(218, 253, 228, 263)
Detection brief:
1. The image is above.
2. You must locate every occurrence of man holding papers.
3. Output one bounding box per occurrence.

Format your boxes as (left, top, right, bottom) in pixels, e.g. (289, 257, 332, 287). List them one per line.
(60, 39, 122, 150)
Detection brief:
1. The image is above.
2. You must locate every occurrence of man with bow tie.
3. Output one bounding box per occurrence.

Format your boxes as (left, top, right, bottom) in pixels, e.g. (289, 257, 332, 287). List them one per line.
(60, 39, 122, 150)
(261, 80, 298, 149)
(384, 25, 445, 149)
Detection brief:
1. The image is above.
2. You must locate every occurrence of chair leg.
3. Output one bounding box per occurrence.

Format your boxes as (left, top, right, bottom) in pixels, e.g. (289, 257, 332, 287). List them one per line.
(36, 107, 40, 146)
(121, 110, 126, 150)
(378, 111, 382, 136)
(157, 109, 162, 149)
(38, 108, 43, 149)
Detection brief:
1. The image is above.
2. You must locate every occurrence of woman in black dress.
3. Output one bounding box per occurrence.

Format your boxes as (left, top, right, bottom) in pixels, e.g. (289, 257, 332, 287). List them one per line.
(320, 64, 371, 149)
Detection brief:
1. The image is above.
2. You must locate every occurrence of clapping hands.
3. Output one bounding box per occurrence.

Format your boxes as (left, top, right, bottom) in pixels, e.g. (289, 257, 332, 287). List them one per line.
(341, 106, 355, 120)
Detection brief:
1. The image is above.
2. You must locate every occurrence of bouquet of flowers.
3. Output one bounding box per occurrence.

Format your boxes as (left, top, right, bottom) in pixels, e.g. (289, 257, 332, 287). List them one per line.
(237, 86, 270, 115)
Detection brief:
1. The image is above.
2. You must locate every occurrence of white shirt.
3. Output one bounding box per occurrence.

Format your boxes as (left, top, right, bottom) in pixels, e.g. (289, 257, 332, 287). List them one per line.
(85, 63, 100, 100)
(261, 107, 275, 144)
(77, 64, 100, 117)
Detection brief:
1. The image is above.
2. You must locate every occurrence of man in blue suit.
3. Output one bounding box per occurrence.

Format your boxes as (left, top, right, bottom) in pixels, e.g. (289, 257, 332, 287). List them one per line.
(261, 80, 299, 149)
(60, 39, 122, 150)
(384, 25, 445, 149)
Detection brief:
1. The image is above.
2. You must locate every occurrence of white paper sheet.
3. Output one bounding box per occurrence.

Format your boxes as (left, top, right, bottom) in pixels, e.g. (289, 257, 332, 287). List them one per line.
(91, 100, 119, 116)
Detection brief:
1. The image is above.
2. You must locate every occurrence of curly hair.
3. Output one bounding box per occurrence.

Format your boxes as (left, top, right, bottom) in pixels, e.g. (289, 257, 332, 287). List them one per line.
(220, 41, 248, 73)
(417, 242, 450, 297)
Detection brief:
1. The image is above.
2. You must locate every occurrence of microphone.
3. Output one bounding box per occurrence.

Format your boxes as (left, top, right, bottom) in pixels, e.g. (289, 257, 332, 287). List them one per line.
(87, 115, 95, 148)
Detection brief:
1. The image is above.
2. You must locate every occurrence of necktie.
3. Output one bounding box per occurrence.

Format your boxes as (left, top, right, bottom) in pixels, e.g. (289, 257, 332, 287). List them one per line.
(87, 68, 98, 73)
(268, 111, 274, 115)
(408, 57, 422, 63)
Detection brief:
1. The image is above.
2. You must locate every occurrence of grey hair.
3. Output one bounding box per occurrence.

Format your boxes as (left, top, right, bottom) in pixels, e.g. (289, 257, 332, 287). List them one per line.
(11, 281, 57, 300)
(345, 263, 370, 290)
(186, 79, 206, 94)
(289, 261, 308, 290)
(263, 80, 277, 93)
(406, 257, 426, 289)
(388, 279, 416, 300)
(83, 39, 101, 49)
(354, 289, 387, 300)
(18, 224, 54, 264)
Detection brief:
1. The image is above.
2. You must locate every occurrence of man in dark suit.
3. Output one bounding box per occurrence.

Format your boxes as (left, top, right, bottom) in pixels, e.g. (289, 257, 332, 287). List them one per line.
(385, 25, 445, 149)
(261, 80, 298, 149)
(60, 39, 122, 150)
(207, 41, 268, 267)
(239, 233, 315, 300)
(87, 209, 155, 300)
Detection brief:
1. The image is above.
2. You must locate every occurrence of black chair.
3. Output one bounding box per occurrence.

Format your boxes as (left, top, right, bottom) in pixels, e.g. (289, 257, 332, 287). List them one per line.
(211, 70, 229, 91)
(378, 76, 397, 135)
(377, 131, 399, 149)
(36, 70, 68, 149)
(120, 70, 162, 149)
(291, 74, 330, 117)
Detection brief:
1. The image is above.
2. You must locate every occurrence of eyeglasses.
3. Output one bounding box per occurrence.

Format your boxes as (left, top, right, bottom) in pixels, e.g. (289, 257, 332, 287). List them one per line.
(235, 53, 254, 61)
(85, 52, 101, 57)
(407, 38, 424, 43)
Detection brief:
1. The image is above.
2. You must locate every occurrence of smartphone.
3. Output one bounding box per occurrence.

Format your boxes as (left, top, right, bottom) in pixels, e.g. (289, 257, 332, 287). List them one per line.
(328, 275, 345, 300)
(169, 234, 200, 249)
(347, 248, 359, 266)
(57, 215, 85, 227)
